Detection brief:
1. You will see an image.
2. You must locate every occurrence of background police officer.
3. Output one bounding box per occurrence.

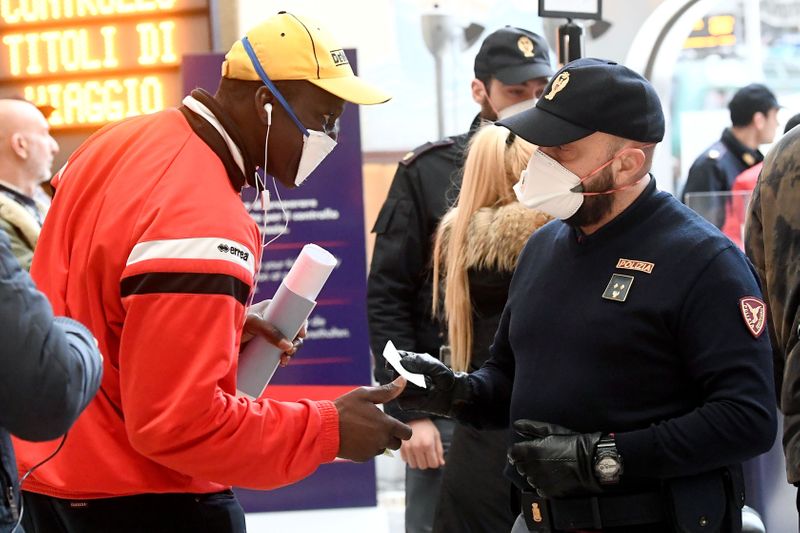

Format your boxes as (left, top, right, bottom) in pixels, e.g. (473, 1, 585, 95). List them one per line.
(396, 58, 777, 533)
(367, 26, 553, 533)
(681, 83, 780, 227)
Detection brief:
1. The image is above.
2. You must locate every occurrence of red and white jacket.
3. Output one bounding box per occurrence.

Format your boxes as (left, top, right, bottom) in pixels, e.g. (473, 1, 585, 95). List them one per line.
(15, 107, 339, 499)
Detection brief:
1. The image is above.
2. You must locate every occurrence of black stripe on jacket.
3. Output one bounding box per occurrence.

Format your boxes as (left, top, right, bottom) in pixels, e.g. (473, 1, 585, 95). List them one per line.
(120, 273, 250, 305)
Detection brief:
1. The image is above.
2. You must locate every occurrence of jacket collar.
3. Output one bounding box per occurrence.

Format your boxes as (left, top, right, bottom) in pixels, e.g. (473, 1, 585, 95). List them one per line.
(179, 89, 257, 192)
(721, 128, 763, 167)
(438, 202, 552, 271)
(0, 182, 43, 227)
(0, 181, 35, 207)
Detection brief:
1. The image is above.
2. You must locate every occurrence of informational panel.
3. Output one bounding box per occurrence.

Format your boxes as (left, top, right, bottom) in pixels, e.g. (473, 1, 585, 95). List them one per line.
(182, 51, 377, 512)
(684, 13, 738, 51)
(539, 0, 602, 20)
(0, 0, 211, 129)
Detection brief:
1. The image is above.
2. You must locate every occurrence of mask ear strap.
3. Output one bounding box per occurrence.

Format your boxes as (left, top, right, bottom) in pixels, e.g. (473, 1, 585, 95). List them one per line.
(572, 143, 655, 195)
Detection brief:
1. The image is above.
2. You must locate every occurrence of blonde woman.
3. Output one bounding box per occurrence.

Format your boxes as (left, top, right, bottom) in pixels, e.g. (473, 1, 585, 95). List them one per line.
(430, 125, 551, 533)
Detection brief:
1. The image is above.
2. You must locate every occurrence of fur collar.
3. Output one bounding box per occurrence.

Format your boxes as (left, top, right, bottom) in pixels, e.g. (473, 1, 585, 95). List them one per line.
(438, 202, 552, 272)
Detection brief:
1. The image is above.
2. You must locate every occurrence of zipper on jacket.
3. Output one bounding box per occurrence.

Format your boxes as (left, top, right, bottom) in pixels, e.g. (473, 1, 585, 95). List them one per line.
(5, 484, 18, 521)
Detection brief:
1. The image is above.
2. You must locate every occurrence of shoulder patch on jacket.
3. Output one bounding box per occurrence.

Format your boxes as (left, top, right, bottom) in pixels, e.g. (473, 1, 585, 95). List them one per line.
(399, 138, 456, 167)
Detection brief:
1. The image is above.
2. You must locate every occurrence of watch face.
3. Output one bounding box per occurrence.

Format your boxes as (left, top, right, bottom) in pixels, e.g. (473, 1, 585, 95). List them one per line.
(595, 456, 620, 478)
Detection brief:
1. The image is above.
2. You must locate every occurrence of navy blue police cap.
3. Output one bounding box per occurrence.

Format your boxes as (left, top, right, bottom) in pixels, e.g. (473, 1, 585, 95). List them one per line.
(474, 26, 553, 84)
(498, 58, 665, 147)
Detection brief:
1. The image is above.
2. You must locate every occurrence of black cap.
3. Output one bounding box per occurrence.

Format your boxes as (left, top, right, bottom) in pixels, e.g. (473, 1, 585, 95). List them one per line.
(784, 112, 800, 134)
(728, 83, 779, 127)
(498, 58, 665, 147)
(474, 27, 553, 84)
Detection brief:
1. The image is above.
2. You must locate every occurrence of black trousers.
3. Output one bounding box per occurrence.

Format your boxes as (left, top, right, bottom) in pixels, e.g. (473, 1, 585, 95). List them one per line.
(434, 424, 516, 533)
(21, 490, 246, 533)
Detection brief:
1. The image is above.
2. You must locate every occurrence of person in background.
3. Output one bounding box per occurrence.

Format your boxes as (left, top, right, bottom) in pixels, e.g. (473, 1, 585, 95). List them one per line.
(397, 58, 776, 532)
(681, 83, 779, 228)
(0, 99, 59, 270)
(430, 125, 551, 532)
(745, 113, 800, 521)
(0, 229, 102, 531)
(15, 12, 411, 532)
(722, 112, 800, 248)
(367, 26, 553, 532)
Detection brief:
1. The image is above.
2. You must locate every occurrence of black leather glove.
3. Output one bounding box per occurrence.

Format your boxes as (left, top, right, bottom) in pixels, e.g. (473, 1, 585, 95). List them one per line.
(392, 351, 474, 419)
(508, 420, 602, 498)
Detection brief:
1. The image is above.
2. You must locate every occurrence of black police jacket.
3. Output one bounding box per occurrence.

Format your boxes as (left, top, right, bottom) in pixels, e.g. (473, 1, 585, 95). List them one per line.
(681, 128, 762, 228)
(367, 116, 481, 421)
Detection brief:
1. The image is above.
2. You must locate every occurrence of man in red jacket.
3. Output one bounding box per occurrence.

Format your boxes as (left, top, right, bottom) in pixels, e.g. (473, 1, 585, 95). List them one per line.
(15, 12, 411, 532)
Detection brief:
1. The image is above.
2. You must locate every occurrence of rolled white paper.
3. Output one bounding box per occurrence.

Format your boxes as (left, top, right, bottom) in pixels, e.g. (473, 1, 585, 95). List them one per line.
(237, 243, 337, 398)
(284, 244, 337, 300)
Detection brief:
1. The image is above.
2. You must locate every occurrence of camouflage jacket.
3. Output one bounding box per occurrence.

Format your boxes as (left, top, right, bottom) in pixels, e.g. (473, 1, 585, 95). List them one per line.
(745, 126, 800, 484)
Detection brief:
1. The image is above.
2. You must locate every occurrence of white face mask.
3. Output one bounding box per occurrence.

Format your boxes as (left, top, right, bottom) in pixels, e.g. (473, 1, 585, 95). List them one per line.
(240, 35, 338, 187)
(514, 146, 652, 220)
(514, 150, 584, 219)
(295, 129, 337, 186)
(497, 98, 537, 120)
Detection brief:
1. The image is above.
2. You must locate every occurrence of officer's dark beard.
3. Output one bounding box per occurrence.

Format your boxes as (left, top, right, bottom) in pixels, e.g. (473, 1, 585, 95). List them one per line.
(480, 95, 498, 122)
(565, 166, 615, 228)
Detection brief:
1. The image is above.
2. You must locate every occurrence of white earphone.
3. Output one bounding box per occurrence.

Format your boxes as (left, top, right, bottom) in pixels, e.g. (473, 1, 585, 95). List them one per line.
(264, 103, 272, 125)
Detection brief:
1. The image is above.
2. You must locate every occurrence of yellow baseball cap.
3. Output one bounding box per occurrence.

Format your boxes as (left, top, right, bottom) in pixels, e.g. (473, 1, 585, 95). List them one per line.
(222, 11, 391, 105)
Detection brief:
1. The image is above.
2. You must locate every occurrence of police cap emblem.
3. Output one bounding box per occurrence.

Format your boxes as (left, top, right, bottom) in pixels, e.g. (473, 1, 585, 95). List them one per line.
(544, 72, 570, 101)
(517, 36, 535, 57)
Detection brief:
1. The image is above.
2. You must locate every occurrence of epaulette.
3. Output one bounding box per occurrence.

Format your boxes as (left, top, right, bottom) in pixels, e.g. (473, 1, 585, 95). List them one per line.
(399, 138, 456, 166)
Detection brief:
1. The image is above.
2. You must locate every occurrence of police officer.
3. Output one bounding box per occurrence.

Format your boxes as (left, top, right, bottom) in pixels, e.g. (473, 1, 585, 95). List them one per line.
(395, 58, 777, 533)
(681, 83, 779, 227)
(367, 26, 553, 533)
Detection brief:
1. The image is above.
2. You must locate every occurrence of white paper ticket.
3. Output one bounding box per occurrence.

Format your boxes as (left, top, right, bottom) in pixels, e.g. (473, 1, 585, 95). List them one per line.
(383, 340, 427, 389)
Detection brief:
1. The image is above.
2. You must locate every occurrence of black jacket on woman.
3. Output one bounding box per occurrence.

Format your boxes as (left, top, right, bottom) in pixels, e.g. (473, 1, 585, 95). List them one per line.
(432, 203, 551, 533)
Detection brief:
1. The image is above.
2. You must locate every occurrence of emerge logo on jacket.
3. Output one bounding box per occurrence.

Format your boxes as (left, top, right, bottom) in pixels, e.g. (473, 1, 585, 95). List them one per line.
(127, 237, 255, 276)
(217, 242, 250, 263)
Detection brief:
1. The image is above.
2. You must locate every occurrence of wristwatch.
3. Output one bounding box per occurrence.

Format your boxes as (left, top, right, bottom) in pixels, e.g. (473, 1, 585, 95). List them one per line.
(593, 433, 623, 484)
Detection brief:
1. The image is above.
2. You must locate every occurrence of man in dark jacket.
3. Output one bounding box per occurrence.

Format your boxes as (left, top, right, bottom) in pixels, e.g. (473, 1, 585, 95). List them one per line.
(745, 122, 800, 517)
(397, 59, 776, 532)
(681, 84, 779, 227)
(367, 26, 553, 532)
(0, 230, 103, 531)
